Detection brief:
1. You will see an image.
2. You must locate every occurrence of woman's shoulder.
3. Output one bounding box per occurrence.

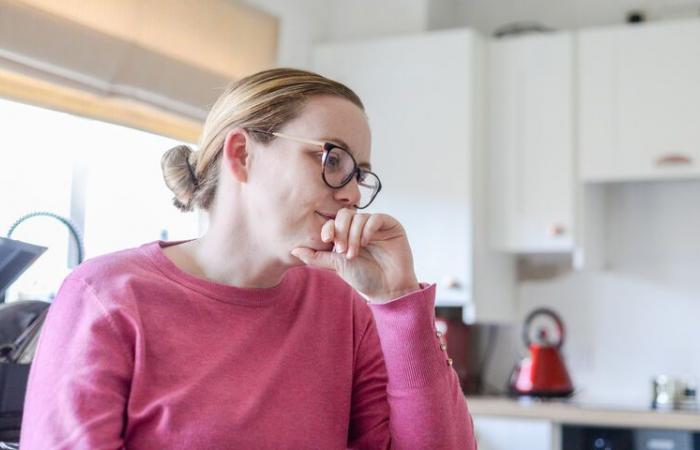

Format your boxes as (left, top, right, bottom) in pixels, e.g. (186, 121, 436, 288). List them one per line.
(71, 241, 157, 278)
(64, 241, 164, 300)
(44, 244, 161, 332)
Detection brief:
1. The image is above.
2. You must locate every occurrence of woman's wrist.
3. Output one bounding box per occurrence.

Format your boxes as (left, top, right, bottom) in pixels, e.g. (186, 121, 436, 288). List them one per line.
(363, 279, 421, 304)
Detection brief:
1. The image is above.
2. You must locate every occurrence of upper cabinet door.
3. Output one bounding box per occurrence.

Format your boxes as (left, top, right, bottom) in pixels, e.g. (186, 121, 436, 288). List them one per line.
(579, 19, 700, 182)
(312, 30, 478, 307)
(487, 32, 575, 253)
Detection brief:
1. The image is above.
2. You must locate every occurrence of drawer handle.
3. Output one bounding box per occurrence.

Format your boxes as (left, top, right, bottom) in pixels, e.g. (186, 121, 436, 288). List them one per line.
(547, 224, 566, 237)
(656, 153, 693, 166)
(441, 276, 462, 289)
(645, 438, 675, 450)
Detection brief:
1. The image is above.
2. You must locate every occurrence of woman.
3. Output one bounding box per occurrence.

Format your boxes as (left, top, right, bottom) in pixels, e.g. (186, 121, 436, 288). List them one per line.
(21, 68, 476, 449)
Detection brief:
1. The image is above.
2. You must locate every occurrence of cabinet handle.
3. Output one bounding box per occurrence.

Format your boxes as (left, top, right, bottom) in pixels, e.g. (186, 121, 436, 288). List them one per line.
(656, 153, 693, 166)
(441, 276, 462, 289)
(547, 224, 566, 237)
(644, 438, 676, 450)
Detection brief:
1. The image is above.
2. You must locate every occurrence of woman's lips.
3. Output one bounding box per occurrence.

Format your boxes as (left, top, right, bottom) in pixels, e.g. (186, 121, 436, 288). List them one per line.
(316, 211, 336, 221)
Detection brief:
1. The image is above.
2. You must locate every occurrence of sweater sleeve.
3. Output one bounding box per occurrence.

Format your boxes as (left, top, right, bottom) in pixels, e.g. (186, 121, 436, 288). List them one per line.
(347, 283, 476, 450)
(20, 275, 133, 450)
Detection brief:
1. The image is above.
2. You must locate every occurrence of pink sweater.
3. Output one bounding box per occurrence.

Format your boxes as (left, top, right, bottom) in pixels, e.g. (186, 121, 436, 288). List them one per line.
(21, 240, 475, 449)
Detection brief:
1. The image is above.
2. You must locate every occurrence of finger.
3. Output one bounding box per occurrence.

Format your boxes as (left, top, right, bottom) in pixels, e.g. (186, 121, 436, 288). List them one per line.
(291, 247, 338, 271)
(333, 208, 354, 254)
(361, 214, 385, 246)
(321, 219, 335, 243)
(346, 213, 370, 259)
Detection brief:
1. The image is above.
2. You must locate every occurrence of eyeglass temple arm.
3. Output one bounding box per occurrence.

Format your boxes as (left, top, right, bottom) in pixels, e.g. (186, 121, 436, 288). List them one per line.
(259, 130, 327, 149)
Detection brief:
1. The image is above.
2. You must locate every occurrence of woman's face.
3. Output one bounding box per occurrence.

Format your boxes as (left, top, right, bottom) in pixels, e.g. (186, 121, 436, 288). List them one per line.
(245, 95, 372, 263)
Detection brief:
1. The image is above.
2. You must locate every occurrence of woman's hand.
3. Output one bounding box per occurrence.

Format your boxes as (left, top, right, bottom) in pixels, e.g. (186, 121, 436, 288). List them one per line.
(291, 208, 420, 304)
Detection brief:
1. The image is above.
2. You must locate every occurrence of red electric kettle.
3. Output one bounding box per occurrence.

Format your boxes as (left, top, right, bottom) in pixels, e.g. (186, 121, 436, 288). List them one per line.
(509, 308, 574, 397)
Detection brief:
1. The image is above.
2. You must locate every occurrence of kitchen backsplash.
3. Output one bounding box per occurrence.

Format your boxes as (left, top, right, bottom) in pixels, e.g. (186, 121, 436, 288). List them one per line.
(515, 180, 700, 407)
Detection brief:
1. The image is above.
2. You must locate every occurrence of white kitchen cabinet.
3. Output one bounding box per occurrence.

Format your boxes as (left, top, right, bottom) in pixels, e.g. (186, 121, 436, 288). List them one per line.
(487, 32, 575, 253)
(313, 29, 515, 322)
(473, 416, 554, 450)
(579, 18, 700, 182)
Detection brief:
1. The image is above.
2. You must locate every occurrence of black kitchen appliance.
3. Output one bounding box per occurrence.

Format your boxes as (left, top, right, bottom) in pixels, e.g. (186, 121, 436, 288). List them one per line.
(0, 237, 51, 442)
(563, 425, 700, 449)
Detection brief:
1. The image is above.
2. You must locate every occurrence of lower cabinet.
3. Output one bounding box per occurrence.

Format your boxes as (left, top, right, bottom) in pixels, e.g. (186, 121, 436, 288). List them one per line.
(473, 416, 554, 450)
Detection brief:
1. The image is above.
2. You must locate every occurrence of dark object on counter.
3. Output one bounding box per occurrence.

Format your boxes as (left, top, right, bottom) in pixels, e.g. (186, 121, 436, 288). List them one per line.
(509, 308, 574, 397)
(434, 308, 507, 395)
(652, 375, 699, 410)
(627, 10, 647, 23)
(493, 22, 555, 38)
(0, 301, 49, 352)
(435, 311, 477, 393)
(0, 301, 49, 442)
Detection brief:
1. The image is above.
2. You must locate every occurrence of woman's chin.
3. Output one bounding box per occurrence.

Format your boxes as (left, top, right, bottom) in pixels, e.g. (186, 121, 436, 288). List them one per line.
(300, 235, 333, 253)
(287, 239, 332, 266)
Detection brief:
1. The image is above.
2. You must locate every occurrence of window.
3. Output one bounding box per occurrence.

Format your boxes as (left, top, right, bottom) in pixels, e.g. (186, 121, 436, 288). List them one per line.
(0, 98, 200, 302)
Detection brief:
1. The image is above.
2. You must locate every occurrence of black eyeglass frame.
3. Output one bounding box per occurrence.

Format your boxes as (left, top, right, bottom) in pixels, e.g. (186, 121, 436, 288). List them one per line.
(247, 128, 382, 209)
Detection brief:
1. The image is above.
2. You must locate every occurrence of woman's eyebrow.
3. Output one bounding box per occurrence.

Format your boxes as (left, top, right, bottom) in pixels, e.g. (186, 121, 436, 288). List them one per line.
(319, 136, 372, 170)
(320, 135, 350, 149)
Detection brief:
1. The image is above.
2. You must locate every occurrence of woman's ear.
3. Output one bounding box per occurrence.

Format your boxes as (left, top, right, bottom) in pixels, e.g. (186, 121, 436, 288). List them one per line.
(222, 128, 251, 183)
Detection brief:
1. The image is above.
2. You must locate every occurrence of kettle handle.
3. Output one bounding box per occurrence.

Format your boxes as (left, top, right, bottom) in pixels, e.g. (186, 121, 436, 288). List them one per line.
(522, 308, 565, 349)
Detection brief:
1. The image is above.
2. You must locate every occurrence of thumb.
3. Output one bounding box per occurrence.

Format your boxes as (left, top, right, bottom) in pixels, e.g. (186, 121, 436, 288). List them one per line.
(291, 247, 339, 270)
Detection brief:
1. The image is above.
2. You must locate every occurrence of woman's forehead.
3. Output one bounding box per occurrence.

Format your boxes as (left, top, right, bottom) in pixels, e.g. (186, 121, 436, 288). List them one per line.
(283, 96, 371, 160)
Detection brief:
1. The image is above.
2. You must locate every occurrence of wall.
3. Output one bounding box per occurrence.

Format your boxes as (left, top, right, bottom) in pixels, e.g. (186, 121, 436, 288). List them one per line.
(239, 0, 432, 68)
(236, 0, 328, 68)
(325, 0, 430, 41)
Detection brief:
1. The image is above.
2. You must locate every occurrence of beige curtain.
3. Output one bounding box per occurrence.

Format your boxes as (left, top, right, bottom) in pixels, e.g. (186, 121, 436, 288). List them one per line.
(0, 0, 278, 140)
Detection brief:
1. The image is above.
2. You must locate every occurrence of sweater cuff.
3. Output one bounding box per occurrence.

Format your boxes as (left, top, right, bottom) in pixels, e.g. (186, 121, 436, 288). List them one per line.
(368, 283, 451, 390)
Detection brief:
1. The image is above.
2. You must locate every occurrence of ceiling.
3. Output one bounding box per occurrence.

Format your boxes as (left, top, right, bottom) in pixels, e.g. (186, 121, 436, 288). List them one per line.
(434, 0, 700, 34)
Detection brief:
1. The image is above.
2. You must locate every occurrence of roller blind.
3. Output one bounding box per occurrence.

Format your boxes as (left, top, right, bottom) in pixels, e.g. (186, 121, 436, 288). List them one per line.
(0, 0, 278, 126)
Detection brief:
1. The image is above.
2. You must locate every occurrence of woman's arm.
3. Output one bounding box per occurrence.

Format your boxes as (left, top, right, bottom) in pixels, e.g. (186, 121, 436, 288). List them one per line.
(291, 210, 476, 448)
(20, 276, 133, 450)
(347, 284, 476, 450)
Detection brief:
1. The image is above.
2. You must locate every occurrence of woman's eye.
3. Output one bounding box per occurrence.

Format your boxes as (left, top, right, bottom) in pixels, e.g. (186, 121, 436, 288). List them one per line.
(325, 154, 341, 169)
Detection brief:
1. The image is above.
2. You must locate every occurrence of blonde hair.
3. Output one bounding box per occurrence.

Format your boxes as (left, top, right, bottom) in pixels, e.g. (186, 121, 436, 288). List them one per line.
(161, 68, 364, 212)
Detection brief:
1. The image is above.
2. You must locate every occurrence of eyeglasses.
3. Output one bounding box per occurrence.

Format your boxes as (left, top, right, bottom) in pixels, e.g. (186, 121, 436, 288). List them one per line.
(248, 129, 382, 209)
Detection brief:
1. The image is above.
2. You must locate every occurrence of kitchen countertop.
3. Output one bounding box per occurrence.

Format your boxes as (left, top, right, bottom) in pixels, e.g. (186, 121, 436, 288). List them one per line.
(467, 396, 700, 431)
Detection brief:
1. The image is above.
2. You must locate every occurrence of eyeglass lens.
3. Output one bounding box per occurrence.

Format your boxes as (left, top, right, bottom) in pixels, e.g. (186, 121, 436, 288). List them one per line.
(323, 147, 380, 208)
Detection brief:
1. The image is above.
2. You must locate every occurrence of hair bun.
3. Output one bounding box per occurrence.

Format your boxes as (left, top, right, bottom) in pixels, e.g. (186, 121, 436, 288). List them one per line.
(161, 144, 199, 212)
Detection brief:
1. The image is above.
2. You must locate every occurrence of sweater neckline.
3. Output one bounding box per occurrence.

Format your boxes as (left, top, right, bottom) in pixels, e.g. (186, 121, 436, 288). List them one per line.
(140, 240, 300, 306)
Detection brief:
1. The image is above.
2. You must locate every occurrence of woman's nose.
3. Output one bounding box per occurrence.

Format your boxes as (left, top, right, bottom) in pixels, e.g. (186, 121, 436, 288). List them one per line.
(333, 176, 361, 207)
